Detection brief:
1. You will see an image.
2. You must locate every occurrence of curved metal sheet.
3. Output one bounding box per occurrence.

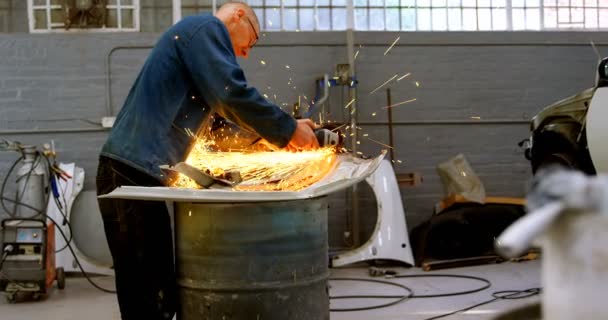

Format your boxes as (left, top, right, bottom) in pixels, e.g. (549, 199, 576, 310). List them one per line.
(98, 152, 385, 202)
(587, 88, 608, 173)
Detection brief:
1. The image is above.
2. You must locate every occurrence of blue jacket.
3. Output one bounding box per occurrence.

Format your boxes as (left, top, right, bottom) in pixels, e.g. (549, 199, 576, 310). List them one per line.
(101, 14, 297, 184)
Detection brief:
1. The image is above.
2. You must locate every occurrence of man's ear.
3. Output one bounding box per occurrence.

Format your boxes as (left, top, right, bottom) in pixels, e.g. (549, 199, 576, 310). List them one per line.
(233, 8, 246, 21)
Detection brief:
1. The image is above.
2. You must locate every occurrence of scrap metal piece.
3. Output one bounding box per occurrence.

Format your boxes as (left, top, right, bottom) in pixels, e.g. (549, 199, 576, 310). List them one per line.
(100, 152, 386, 202)
(160, 163, 240, 189)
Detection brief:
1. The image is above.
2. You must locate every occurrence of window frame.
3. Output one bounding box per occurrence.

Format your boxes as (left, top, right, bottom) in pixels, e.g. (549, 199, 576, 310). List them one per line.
(27, 0, 141, 33)
(174, 0, 608, 31)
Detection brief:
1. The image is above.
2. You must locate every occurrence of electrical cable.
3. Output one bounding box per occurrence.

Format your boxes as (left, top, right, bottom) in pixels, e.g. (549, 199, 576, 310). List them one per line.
(329, 274, 492, 312)
(12, 151, 40, 217)
(0, 251, 9, 272)
(56, 180, 74, 252)
(0, 256, 10, 283)
(0, 196, 115, 293)
(0, 245, 15, 283)
(422, 287, 542, 320)
(41, 154, 74, 253)
(38, 153, 114, 292)
(43, 213, 116, 294)
(329, 277, 414, 312)
(0, 148, 116, 294)
(0, 156, 22, 216)
(401, 274, 492, 298)
(51, 192, 74, 253)
(1, 150, 50, 220)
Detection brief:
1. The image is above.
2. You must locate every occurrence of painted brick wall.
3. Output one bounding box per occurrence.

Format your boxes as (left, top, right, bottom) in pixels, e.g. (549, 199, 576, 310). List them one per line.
(0, 29, 607, 248)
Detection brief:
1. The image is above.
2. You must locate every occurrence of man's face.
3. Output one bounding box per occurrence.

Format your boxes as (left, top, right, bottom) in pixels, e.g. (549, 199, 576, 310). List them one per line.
(229, 10, 259, 58)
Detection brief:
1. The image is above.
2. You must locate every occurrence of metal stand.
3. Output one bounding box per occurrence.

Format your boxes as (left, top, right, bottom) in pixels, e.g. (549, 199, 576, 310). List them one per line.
(331, 160, 415, 267)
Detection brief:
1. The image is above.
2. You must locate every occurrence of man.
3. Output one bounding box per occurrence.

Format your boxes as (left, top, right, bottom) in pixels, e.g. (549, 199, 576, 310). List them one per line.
(96, 2, 318, 319)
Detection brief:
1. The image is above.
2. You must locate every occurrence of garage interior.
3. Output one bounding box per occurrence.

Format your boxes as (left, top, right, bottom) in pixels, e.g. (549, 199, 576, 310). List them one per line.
(0, 0, 607, 319)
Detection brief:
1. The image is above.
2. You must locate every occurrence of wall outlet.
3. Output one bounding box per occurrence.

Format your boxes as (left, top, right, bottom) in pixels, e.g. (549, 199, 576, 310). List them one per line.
(101, 117, 116, 128)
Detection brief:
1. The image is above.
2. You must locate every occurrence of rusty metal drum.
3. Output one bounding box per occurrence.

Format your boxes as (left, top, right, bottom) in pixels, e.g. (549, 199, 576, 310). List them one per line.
(175, 197, 329, 320)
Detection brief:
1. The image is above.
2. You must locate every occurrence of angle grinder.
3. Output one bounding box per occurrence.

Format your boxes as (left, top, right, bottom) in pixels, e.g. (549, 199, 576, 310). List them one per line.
(314, 128, 341, 148)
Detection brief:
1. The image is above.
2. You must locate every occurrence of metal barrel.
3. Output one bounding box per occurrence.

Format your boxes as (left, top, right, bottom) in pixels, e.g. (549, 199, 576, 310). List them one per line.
(175, 197, 329, 320)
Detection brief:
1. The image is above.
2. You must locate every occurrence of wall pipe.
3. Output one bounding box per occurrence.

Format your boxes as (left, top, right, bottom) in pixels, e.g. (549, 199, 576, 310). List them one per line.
(386, 88, 395, 163)
(358, 119, 530, 125)
(345, 0, 360, 247)
(0, 128, 110, 135)
(105, 45, 154, 117)
(173, 0, 182, 25)
(0, 120, 528, 136)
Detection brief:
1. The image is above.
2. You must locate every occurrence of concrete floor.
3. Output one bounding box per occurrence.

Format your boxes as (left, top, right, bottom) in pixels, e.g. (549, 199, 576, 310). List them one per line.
(0, 260, 540, 320)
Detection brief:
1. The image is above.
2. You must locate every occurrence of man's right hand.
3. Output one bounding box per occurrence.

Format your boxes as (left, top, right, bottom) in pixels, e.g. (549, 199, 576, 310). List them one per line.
(286, 119, 319, 152)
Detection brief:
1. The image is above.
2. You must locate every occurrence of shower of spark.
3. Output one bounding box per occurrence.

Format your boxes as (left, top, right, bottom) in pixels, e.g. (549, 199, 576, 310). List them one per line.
(184, 128, 195, 137)
(370, 74, 398, 94)
(415, 81, 420, 87)
(471, 116, 481, 120)
(260, 60, 266, 65)
(384, 36, 400, 56)
(397, 73, 411, 81)
(365, 136, 394, 149)
(354, 50, 360, 61)
(172, 139, 337, 191)
(382, 98, 417, 109)
(331, 124, 347, 132)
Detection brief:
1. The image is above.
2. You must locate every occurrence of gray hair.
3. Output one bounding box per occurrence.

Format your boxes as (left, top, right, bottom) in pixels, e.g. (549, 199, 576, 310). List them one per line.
(218, 1, 260, 28)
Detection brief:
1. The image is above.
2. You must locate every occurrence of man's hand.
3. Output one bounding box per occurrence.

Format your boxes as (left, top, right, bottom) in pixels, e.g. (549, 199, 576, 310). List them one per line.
(286, 119, 319, 152)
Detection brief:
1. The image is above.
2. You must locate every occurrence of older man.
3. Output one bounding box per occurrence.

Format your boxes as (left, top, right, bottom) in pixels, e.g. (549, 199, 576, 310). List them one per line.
(96, 2, 318, 319)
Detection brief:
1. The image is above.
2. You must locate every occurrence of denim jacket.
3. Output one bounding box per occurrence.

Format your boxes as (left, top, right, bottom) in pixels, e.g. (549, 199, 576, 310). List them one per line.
(101, 14, 296, 184)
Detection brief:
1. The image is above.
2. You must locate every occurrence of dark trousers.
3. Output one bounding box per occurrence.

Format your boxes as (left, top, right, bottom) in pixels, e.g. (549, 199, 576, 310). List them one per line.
(96, 156, 176, 320)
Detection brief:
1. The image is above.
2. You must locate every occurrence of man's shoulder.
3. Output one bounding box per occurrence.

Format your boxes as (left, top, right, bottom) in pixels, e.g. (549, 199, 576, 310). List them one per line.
(178, 14, 222, 31)
(168, 14, 227, 44)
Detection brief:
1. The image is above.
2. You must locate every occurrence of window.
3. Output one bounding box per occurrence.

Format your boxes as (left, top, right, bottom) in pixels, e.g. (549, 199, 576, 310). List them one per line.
(179, 0, 608, 31)
(251, 0, 349, 31)
(181, 0, 214, 17)
(0, 0, 9, 32)
(141, 0, 172, 32)
(27, 0, 140, 33)
(542, 0, 608, 29)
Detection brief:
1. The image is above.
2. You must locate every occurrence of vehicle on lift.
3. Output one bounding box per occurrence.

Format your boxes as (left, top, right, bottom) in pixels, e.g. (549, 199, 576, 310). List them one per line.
(522, 57, 608, 174)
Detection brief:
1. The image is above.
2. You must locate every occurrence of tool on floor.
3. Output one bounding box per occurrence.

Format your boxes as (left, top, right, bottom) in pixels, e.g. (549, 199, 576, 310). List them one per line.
(160, 162, 242, 189)
(368, 266, 398, 277)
